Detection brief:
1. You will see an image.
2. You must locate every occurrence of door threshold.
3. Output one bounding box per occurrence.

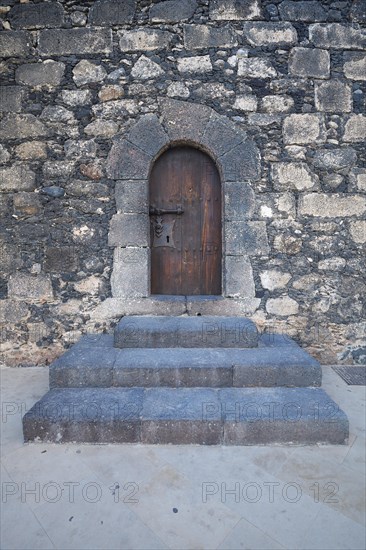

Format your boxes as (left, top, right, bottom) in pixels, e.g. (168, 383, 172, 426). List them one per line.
(151, 295, 223, 302)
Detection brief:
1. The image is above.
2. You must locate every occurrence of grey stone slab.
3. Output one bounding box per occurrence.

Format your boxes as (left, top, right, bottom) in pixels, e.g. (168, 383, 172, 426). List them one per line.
(114, 316, 259, 349)
(226, 221, 269, 256)
(0, 31, 32, 58)
(224, 182, 255, 220)
(202, 113, 245, 157)
(23, 388, 143, 443)
(23, 386, 348, 445)
(0, 114, 48, 140)
(89, 0, 136, 26)
(113, 348, 234, 387)
(115, 180, 148, 214)
(127, 114, 169, 158)
(16, 61, 65, 88)
(279, 1, 327, 22)
(141, 387, 222, 444)
(233, 347, 321, 387)
(0, 86, 25, 112)
(289, 47, 330, 79)
(111, 247, 149, 299)
(9, 2, 64, 29)
(38, 29, 113, 56)
(49, 347, 117, 388)
(209, 0, 261, 21)
(220, 141, 261, 182)
(183, 24, 238, 49)
(150, 0, 197, 23)
(309, 23, 366, 50)
(159, 99, 212, 143)
(108, 213, 149, 247)
(106, 139, 151, 180)
(186, 297, 261, 316)
(219, 387, 349, 445)
(71, 334, 115, 349)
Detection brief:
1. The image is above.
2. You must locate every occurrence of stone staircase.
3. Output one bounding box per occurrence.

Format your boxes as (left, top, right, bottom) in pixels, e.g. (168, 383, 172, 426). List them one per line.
(23, 316, 349, 445)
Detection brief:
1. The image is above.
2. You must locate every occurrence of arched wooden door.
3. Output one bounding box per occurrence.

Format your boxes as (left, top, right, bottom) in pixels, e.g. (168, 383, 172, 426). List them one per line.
(150, 146, 222, 295)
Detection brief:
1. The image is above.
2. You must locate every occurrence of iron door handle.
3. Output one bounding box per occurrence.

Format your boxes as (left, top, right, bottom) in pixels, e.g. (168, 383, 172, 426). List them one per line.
(149, 205, 184, 216)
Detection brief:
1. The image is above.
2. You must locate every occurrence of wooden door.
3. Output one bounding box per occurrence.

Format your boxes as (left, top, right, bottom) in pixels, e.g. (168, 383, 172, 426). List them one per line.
(150, 146, 221, 295)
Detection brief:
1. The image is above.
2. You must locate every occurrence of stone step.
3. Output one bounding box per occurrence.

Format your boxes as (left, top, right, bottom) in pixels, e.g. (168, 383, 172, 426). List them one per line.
(114, 316, 259, 349)
(23, 387, 349, 445)
(49, 337, 321, 389)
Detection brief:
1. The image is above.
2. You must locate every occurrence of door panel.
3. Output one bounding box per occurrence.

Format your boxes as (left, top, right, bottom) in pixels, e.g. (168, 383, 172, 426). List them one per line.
(150, 147, 221, 295)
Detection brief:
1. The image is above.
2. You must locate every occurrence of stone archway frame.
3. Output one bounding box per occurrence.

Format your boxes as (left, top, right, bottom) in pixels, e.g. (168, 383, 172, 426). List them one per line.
(102, 98, 267, 318)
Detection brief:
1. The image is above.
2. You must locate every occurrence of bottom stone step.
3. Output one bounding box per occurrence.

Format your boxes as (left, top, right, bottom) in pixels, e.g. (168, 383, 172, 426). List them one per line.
(23, 387, 349, 446)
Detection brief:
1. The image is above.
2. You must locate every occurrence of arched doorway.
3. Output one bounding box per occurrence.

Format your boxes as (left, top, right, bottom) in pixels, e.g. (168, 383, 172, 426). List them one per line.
(149, 146, 222, 295)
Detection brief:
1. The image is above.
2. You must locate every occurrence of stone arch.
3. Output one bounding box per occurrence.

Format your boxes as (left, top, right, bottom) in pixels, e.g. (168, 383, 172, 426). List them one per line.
(105, 99, 264, 315)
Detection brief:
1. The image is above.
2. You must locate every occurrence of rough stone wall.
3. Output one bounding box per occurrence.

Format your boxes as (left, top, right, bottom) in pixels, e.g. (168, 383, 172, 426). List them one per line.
(0, 0, 365, 366)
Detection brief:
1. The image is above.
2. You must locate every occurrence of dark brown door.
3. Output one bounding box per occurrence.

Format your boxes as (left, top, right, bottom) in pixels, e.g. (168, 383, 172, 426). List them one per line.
(150, 146, 222, 295)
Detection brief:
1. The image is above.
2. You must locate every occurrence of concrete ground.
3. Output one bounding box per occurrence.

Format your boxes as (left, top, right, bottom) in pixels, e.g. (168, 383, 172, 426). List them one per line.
(0, 364, 365, 550)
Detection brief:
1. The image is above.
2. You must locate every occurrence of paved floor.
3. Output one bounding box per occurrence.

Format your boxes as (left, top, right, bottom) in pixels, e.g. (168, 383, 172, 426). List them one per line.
(0, 364, 365, 550)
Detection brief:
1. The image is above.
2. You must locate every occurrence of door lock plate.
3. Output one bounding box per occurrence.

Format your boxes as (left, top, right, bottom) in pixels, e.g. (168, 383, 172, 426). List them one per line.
(151, 216, 176, 248)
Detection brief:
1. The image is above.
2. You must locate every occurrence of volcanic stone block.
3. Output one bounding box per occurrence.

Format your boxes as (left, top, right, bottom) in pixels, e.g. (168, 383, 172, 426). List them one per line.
(127, 114, 169, 157)
(220, 387, 349, 445)
(38, 29, 113, 55)
(0, 86, 24, 112)
(266, 296, 299, 316)
(141, 388, 222, 444)
(289, 47, 330, 79)
(23, 387, 143, 443)
(343, 52, 366, 81)
(183, 24, 238, 49)
(279, 1, 327, 22)
(159, 99, 212, 143)
(111, 248, 149, 298)
(209, 0, 261, 20)
(150, 0, 197, 23)
(283, 114, 326, 145)
(271, 162, 319, 191)
(243, 22, 297, 45)
(115, 181, 148, 214)
(106, 139, 151, 180)
(89, 0, 136, 25)
(312, 148, 357, 172)
(50, 347, 117, 388)
(299, 193, 366, 218)
(343, 115, 366, 143)
(0, 31, 32, 58)
(108, 213, 149, 247)
(224, 182, 255, 220)
(15, 61, 65, 88)
(0, 114, 48, 140)
(9, 2, 64, 29)
(177, 55, 213, 74)
(119, 29, 173, 52)
(113, 348, 233, 388)
(114, 316, 259, 349)
(131, 56, 165, 79)
(309, 23, 366, 50)
(8, 273, 53, 302)
(203, 113, 245, 156)
(220, 141, 261, 181)
(315, 80, 352, 113)
(226, 221, 269, 256)
(0, 165, 36, 192)
(225, 256, 256, 298)
(238, 58, 277, 78)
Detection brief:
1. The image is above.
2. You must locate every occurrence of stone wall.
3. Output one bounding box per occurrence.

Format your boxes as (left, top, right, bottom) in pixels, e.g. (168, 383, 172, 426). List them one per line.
(0, 0, 365, 366)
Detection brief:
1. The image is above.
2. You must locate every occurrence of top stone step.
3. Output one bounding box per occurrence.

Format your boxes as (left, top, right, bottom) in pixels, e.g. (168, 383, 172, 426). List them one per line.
(114, 316, 259, 349)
